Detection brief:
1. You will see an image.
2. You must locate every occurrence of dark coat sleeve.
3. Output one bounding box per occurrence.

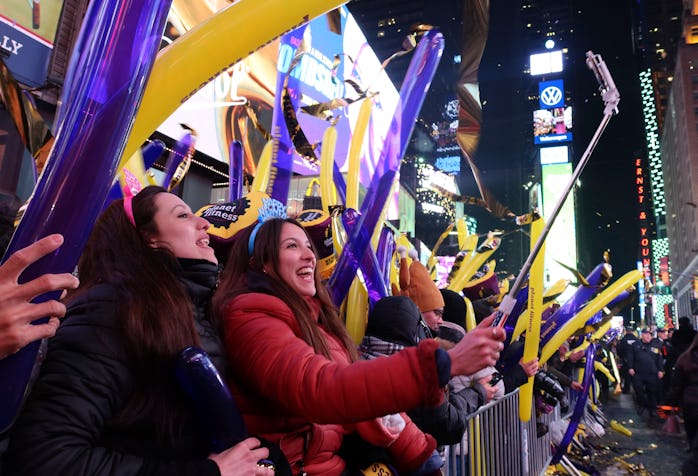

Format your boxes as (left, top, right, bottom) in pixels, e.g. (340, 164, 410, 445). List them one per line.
(406, 385, 485, 446)
(3, 288, 219, 476)
(503, 364, 529, 393)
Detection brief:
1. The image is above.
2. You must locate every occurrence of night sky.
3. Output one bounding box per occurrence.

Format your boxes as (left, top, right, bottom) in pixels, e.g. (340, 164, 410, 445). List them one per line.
(355, 0, 647, 280)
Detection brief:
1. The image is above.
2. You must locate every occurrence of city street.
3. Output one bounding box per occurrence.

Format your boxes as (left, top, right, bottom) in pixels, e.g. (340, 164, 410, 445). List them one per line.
(586, 393, 687, 475)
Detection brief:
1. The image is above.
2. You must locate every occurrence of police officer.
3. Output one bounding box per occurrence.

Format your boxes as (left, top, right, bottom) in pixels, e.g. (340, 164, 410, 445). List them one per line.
(616, 327, 638, 394)
(654, 327, 673, 402)
(627, 328, 664, 418)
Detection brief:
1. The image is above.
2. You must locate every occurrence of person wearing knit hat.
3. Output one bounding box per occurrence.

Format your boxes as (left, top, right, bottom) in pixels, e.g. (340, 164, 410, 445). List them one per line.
(392, 247, 445, 333)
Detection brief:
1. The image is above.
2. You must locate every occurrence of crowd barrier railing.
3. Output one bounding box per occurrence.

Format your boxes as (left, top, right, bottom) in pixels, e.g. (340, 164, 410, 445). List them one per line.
(443, 388, 563, 476)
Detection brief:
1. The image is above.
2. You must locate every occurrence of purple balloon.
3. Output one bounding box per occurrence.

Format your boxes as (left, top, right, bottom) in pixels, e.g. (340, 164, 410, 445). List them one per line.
(0, 0, 172, 432)
(228, 141, 244, 201)
(539, 262, 611, 348)
(328, 30, 444, 304)
(266, 26, 306, 204)
(340, 208, 388, 306)
(551, 342, 596, 464)
(375, 226, 396, 289)
(162, 131, 194, 191)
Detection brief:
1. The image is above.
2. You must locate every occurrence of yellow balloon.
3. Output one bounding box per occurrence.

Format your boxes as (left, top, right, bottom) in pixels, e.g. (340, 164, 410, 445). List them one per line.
(456, 217, 469, 250)
(567, 320, 612, 356)
(120, 0, 346, 168)
(519, 218, 545, 422)
(463, 296, 477, 332)
(320, 125, 338, 212)
(594, 361, 616, 383)
(346, 277, 369, 343)
(251, 140, 273, 193)
(427, 222, 454, 276)
(539, 269, 643, 365)
(447, 234, 498, 292)
(346, 97, 373, 210)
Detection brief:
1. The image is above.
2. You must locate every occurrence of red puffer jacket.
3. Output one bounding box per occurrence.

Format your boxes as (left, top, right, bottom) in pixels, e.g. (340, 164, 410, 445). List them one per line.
(222, 293, 444, 476)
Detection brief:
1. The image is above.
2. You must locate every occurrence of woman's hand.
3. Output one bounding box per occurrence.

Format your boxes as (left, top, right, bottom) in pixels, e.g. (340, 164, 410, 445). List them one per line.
(0, 234, 79, 359)
(447, 314, 506, 377)
(209, 437, 274, 476)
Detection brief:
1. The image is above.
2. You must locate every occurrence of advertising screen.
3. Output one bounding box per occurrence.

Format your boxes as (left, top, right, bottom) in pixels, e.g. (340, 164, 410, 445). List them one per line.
(157, 5, 399, 183)
(541, 162, 577, 288)
(0, 0, 63, 86)
(529, 50, 563, 76)
(539, 145, 569, 165)
(533, 107, 572, 144)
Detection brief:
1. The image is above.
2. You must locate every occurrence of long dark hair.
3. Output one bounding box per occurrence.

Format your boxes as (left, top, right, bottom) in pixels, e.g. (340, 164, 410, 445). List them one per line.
(213, 218, 357, 361)
(70, 185, 201, 440)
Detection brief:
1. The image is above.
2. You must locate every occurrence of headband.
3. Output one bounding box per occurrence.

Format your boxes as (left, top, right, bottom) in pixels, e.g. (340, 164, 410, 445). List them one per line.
(123, 194, 136, 227)
(248, 197, 287, 255)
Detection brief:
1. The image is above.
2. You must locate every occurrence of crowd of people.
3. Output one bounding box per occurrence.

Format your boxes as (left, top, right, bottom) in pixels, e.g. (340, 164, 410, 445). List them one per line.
(2, 186, 698, 475)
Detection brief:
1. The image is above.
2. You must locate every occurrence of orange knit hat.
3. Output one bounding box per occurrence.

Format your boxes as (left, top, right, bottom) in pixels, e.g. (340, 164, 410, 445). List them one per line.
(392, 247, 445, 312)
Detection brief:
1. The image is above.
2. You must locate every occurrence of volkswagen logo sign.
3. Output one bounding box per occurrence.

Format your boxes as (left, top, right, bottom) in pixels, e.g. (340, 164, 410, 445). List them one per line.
(540, 86, 563, 107)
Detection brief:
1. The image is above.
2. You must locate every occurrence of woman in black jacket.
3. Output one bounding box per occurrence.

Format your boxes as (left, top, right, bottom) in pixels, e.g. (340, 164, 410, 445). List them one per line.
(3, 186, 273, 476)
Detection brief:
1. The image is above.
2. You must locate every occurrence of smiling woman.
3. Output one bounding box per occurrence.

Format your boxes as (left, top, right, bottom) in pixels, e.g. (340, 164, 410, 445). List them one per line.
(4, 186, 275, 476)
(213, 216, 507, 476)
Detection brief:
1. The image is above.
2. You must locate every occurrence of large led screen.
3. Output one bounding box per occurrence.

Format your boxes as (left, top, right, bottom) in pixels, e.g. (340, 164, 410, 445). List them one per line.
(157, 5, 399, 186)
(533, 107, 572, 144)
(541, 162, 577, 288)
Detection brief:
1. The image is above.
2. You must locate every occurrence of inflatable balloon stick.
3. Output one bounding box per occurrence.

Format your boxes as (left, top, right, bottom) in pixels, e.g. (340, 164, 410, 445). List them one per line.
(551, 343, 597, 464)
(0, 0, 172, 433)
(328, 29, 444, 305)
(320, 125, 339, 212)
(120, 0, 347, 167)
(251, 141, 273, 193)
(456, 217, 469, 250)
(345, 278, 369, 344)
(519, 218, 545, 422)
(427, 222, 454, 275)
(162, 130, 196, 191)
(447, 233, 500, 292)
(176, 347, 246, 451)
(228, 141, 244, 201)
(539, 269, 642, 365)
(346, 97, 373, 209)
(610, 420, 632, 437)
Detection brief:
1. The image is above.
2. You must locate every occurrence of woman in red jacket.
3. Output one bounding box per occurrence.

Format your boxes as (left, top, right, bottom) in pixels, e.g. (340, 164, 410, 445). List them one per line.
(213, 210, 506, 476)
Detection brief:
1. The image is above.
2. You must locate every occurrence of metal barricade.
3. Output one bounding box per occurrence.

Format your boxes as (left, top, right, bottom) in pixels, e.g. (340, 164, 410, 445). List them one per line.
(444, 389, 561, 476)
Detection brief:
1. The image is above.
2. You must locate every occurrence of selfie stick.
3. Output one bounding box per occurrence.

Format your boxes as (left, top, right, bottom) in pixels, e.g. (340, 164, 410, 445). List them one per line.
(492, 51, 620, 328)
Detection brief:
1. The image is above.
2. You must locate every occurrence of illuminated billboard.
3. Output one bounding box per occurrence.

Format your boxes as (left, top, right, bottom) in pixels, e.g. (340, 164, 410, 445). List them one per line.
(541, 162, 577, 288)
(0, 0, 63, 86)
(539, 145, 569, 165)
(538, 79, 564, 108)
(530, 50, 563, 76)
(157, 5, 399, 184)
(533, 107, 572, 144)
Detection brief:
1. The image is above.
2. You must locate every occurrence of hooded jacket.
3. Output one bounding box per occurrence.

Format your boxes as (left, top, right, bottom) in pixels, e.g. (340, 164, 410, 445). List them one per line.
(222, 292, 444, 476)
(4, 259, 223, 476)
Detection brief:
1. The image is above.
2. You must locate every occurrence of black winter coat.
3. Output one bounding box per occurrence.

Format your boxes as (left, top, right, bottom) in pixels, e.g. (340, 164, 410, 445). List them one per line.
(3, 259, 223, 476)
(667, 346, 698, 421)
(627, 339, 664, 378)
